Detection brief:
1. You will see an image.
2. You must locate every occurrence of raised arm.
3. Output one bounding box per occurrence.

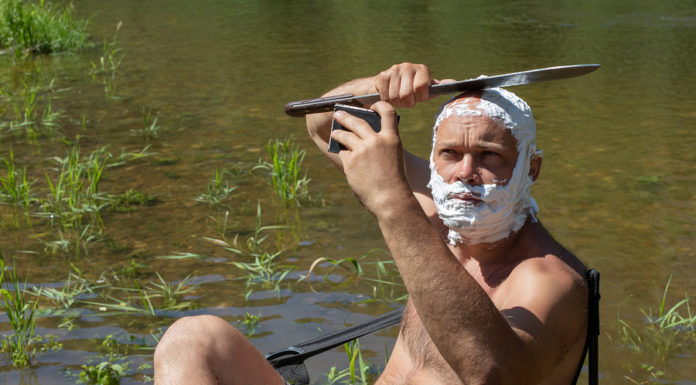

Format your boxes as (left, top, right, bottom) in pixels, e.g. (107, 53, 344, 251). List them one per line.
(305, 63, 440, 201)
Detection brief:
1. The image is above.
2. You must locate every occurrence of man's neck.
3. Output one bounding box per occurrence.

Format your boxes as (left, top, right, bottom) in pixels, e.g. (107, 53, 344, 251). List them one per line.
(447, 216, 540, 267)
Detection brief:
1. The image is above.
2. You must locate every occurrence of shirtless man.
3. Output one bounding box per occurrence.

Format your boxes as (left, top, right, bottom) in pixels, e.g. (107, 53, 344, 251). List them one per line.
(154, 63, 588, 385)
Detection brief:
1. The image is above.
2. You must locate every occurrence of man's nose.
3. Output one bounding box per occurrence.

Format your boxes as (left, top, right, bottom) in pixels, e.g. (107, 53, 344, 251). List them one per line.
(456, 154, 480, 185)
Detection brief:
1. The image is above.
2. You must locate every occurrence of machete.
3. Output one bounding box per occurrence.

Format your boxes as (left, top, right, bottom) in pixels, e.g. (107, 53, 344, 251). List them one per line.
(284, 64, 600, 117)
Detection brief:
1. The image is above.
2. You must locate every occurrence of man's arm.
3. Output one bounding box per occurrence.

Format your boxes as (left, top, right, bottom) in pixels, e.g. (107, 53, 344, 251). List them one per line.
(331, 96, 587, 384)
(304, 64, 437, 199)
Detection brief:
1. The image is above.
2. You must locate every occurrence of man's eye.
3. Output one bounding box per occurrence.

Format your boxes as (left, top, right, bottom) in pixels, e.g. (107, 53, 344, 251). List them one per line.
(482, 151, 500, 157)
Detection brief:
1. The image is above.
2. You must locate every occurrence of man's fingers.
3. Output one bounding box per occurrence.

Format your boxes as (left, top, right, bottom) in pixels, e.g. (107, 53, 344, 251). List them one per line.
(371, 102, 399, 136)
(329, 127, 357, 151)
(332, 110, 376, 140)
(413, 65, 433, 102)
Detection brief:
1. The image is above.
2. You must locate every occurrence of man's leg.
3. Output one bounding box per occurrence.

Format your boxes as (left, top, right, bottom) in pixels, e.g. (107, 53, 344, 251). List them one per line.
(154, 315, 286, 385)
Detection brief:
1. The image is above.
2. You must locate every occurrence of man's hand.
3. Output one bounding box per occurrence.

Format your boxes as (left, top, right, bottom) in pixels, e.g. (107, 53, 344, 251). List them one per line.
(329, 102, 412, 215)
(374, 63, 434, 108)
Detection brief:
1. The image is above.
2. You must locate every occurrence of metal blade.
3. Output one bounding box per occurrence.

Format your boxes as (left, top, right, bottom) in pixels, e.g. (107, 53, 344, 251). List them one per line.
(285, 64, 600, 117)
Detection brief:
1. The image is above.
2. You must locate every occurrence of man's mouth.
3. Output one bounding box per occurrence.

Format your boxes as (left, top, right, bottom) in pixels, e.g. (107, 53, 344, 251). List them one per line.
(451, 193, 483, 205)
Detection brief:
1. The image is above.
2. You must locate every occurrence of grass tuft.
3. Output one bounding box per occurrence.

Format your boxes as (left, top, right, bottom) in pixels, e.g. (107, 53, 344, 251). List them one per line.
(254, 137, 310, 206)
(0, 255, 41, 368)
(0, 0, 90, 54)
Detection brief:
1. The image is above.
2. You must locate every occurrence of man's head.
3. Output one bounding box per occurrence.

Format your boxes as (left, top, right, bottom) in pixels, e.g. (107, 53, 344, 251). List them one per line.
(427, 88, 542, 246)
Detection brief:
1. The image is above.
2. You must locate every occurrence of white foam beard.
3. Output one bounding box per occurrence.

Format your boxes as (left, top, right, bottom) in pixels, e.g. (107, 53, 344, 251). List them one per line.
(428, 154, 537, 246)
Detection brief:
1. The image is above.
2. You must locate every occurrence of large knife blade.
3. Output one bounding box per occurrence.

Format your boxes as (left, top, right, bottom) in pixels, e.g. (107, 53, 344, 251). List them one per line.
(285, 64, 599, 117)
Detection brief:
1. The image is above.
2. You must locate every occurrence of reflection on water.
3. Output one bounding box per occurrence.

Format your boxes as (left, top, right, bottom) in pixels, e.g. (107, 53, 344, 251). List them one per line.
(1, 0, 695, 383)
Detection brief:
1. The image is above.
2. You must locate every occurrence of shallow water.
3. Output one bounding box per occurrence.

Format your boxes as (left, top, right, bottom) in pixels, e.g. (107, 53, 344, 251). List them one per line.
(1, 0, 695, 383)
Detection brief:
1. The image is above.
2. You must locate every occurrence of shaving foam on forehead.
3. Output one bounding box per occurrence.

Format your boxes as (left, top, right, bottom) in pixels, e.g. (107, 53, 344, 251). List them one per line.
(427, 87, 540, 245)
(432, 87, 537, 157)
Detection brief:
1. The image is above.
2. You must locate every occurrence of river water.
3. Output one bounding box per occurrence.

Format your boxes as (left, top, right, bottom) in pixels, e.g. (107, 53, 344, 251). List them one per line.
(1, 0, 695, 383)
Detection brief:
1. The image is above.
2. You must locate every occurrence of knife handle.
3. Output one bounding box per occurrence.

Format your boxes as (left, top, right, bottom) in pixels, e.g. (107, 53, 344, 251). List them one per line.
(285, 94, 364, 117)
(284, 83, 464, 117)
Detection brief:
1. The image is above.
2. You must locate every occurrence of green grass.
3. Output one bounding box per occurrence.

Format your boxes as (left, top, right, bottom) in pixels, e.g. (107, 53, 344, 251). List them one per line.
(90, 22, 123, 77)
(618, 276, 696, 383)
(1, 76, 63, 140)
(0, 0, 90, 54)
(254, 137, 311, 206)
(0, 256, 41, 368)
(0, 149, 36, 208)
(324, 339, 372, 385)
(130, 106, 164, 139)
(303, 249, 406, 303)
(194, 168, 237, 207)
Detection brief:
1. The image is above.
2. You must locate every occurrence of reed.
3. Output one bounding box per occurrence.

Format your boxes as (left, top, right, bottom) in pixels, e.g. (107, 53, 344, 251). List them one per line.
(254, 137, 310, 205)
(3, 77, 62, 140)
(0, 149, 35, 208)
(0, 256, 41, 368)
(304, 249, 406, 303)
(194, 168, 237, 207)
(619, 276, 696, 383)
(145, 273, 197, 311)
(90, 22, 123, 78)
(0, 0, 90, 54)
(130, 106, 163, 139)
(42, 144, 108, 230)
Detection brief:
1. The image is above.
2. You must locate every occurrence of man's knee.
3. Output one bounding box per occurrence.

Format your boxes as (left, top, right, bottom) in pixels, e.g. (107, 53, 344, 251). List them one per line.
(155, 315, 247, 363)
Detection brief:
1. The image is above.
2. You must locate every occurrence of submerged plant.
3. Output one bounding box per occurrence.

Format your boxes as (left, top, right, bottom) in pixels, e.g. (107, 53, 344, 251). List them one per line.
(130, 106, 164, 139)
(194, 168, 237, 207)
(254, 137, 311, 205)
(0, 256, 41, 368)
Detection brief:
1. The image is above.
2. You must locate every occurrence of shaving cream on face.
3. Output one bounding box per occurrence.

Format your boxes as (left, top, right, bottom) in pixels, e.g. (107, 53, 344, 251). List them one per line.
(427, 88, 541, 246)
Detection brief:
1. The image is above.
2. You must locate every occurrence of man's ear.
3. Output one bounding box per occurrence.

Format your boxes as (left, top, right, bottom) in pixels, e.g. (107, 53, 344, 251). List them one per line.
(529, 153, 542, 182)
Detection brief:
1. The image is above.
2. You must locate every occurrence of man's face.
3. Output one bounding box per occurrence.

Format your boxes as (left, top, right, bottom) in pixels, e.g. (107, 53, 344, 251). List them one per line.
(432, 114, 519, 197)
(427, 95, 539, 246)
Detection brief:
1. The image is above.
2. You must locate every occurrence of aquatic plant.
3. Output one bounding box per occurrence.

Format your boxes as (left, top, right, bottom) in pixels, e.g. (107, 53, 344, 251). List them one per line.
(130, 106, 164, 139)
(304, 249, 406, 303)
(29, 264, 98, 329)
(237, 312, 260, 336)
(0, 0, 90, 54)
(78, 360, 126, 385)
(0, 256, 41, 368)
(90, 22, 123, 77)
(254, 137, 311, 206)
(145, 273, 197, 311)
(0, 149, 36, 208)
(2, 77, 63, 140)
(109, 189, 158, 213)
(194, 168, 237, 207)
(325, 339, 371, 385)
(619, 276, 695, 383)
(39, 145, 109, 243)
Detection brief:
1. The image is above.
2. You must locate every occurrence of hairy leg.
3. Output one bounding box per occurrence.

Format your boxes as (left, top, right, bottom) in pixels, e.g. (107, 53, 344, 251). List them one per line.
(154, 315, 285, 385)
